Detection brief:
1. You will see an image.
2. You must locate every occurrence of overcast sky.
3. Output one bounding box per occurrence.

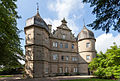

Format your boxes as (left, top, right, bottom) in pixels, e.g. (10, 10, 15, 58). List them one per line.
(16, 0, 120, 55)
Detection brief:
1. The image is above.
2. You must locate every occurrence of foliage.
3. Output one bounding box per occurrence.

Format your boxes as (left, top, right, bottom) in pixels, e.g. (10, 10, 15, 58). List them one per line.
(0, 65, 24, 75)
(0, 0, 24, 69)
(89, 43, 120, 79)
(60, 78, 117, 81)
(83, 0, 120, 33)
(0, 75, 13, 78)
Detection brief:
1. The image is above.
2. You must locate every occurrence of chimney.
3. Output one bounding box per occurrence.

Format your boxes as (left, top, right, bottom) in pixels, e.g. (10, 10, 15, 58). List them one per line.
(48, 24, 52, 33)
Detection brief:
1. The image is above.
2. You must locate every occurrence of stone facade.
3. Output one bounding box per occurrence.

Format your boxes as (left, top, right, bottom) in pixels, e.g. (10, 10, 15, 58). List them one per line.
(24, 11, 96, 78)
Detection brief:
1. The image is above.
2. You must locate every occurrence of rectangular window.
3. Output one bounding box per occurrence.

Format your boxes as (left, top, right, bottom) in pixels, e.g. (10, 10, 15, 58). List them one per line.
(27, 34, 31, 40)
(62, 34, 66, 39)
(86, 55, 90, 60)
(72, 44, 74, 49)
(86, 42, 90, 48)
(45, 68, 48, 73)
(65, 67, 68, 73)
(65, 43, 68, 48)
(61, 56, 64, 61)
(72, 57, 78, 61)
(60, 43, 63, 48)
(73, 67, 77, 72)
(53, 54, 58, 60)
(53, 42, 58, 47)
(59, 67, 63, 73)
(66, 56, 69, 61)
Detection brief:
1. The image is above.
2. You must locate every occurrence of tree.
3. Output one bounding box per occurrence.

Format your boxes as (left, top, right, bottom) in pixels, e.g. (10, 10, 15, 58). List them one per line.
(83, 0, 120, 33)
(89, 43, 120, 79)
(0, 0, 24, 70)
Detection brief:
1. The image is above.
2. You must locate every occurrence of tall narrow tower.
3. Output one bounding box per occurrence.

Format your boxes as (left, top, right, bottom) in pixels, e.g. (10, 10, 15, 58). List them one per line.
(24, 9, 50, 78)
(77, 26, 96, 74)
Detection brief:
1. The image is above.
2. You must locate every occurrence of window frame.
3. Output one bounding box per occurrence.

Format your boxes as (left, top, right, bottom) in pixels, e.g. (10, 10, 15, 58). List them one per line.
(86, 42, 90, 48)
(72, 44, 74, 49)
(86, 55, 90, 60)
(52, 54, 58, 60)
(65, 43, 68, 48)
(62, 34, 66, 39)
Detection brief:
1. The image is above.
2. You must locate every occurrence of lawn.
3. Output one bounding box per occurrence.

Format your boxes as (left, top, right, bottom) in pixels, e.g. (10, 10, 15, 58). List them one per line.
(0, 75, 13, 78)
(60, 79, 118, 81)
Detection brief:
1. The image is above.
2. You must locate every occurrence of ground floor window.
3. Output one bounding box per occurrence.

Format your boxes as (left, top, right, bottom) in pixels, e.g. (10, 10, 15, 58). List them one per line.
(65, 67, 68, 73)
(59, 67, 63, 73)
(73, 67, 77, 72)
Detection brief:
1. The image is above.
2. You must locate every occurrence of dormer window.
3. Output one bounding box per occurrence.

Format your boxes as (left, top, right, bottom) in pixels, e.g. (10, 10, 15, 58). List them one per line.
(62, 34, 66, 39)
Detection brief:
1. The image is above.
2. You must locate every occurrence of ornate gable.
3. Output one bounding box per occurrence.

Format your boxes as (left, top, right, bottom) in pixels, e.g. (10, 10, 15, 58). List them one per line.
(52, 18, 76, 41)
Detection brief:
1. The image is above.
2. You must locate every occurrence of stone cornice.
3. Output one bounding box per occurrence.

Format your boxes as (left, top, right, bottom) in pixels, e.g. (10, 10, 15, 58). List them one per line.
(78, 50, 96, 53)
(78, 38, 96, 41)
(49, 37, 77, 42)
(25, 44, 78, 53)
(24, 24, 50, 35)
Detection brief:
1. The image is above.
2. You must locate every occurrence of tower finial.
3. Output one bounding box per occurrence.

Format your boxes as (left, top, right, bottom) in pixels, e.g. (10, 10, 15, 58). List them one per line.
(36, 2, 40, 17)
(37, 2, 39, 13)
(83, 18, 85, 27)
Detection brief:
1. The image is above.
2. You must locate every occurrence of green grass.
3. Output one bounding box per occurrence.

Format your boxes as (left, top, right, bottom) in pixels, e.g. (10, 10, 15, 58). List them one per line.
(0, 75, 13, 78)
(60, 79, 118, 81)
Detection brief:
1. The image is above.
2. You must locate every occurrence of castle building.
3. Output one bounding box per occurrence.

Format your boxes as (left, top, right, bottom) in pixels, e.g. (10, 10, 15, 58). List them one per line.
(24, 11, 96, 78)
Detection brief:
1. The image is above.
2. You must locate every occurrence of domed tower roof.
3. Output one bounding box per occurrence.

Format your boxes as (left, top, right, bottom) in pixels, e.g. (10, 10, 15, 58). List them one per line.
(78, 25, 95, 41)
(25, 8, 49, 32)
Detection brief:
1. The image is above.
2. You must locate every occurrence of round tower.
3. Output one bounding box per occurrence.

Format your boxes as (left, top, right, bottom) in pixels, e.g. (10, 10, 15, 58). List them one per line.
(77, 25, 96, 74)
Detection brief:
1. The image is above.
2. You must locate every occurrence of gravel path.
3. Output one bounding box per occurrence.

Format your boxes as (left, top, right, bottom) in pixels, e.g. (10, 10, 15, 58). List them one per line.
(0, 75, 96, 81)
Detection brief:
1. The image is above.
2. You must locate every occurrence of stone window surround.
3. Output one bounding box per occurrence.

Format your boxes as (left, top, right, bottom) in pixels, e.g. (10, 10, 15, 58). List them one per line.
(52, 54, 58, 60)
(86, 42, 90, 48)
(72, 44, 74, 49)
(72, 57, 78, 61)
(53, 42, 58, 47)
(86, 55, 90, 60)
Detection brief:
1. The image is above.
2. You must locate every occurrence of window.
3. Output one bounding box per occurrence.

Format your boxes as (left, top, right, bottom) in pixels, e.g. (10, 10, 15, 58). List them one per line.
(73, 67, 77, 72)
(60, 43, 63, 48)
(53, 42, 58, 47)
(86, 42, 90, 48)
(62, 34, 66, 39)
(72, 44, 74, 49)
(86, 55, 90, 60)
(27, 50, 31, 55)
(65, 43, 68, 48)
(45, 68, 48, 73)
(66, 56, 69, 61)
(27, 34, 31, 40)
(65, 67, 68, 73)
(53, 54, 58, 60)
(59, 67, 63, 73)
(72, 57, 78, 61)
(61, 56, 64, 61)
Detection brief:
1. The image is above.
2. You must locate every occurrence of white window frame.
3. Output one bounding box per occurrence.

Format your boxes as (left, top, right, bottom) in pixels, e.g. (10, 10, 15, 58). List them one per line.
(59, 67, 63, 73)
(66, 56, 69, 61)
(53, 42, 58, 47)
(65, 67, 68, 73)
(62, 34, 66, 39)
(53, 54, 58, 60)
(72, 57, 78, 61)
(74, 67, 77, 72)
